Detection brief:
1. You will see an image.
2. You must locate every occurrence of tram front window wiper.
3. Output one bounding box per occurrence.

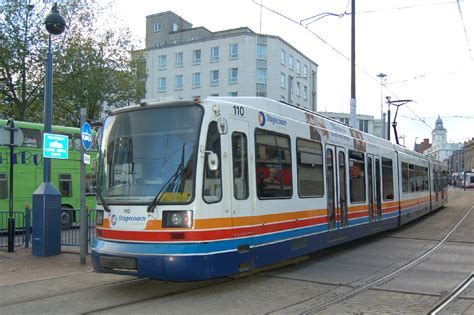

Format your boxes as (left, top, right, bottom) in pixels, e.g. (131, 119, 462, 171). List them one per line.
(146, 144, 185, 213)
(97, 189, 111, 212)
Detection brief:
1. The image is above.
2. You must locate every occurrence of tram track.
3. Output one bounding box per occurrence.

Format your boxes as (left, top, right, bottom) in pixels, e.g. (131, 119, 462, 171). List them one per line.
(428, 273, 474, 314)
(266, 197, 474, 314)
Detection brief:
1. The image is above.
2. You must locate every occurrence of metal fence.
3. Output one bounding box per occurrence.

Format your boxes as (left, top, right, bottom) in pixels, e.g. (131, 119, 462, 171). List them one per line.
(0, 208, 96, 251)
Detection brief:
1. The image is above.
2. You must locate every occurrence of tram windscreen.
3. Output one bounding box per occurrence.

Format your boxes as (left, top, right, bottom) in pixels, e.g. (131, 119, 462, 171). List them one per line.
(98, 105, 203, 204)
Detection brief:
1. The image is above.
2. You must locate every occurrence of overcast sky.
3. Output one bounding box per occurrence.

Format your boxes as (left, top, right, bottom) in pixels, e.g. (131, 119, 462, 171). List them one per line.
(114, 0, 474, 149)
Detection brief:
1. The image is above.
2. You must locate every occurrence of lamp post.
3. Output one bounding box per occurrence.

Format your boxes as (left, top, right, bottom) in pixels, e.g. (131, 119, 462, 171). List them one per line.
(32, 3, 66, 257)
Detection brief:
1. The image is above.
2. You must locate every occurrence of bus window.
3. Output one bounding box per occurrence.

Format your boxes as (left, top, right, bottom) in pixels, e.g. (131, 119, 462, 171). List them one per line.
(59, 174, 72, 197)
(0, 173, 7, 199)
(20, 128, 41, 148)
(86, 173, 97, 196)
(203, 122, 222, 203)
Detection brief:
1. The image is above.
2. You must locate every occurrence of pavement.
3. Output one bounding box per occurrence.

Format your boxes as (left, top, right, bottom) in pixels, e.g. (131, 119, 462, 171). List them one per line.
(0, 246, 94, 286)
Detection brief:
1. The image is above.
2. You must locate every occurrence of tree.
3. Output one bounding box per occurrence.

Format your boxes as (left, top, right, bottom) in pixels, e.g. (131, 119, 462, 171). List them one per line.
(0, 0, 139, 126)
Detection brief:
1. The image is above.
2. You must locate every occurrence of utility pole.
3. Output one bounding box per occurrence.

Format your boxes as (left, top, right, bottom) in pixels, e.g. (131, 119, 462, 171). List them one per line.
(349, 0, 357, 128)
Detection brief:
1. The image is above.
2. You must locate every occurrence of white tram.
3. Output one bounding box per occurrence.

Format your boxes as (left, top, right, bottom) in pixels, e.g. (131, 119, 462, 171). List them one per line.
(92, 97, 448, 281)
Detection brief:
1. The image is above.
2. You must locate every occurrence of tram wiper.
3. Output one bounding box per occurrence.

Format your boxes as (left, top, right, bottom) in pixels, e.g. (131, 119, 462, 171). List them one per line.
(97, 189, 111, 212)
(147, 144, 185, 213)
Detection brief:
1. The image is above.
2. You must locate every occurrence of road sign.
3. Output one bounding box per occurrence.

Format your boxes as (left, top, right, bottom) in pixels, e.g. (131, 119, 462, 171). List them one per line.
(81, 122, 92, 151)
(84, 153, 90, 165)
(43, 133, 68, 159)
(0, 127, 24, 146)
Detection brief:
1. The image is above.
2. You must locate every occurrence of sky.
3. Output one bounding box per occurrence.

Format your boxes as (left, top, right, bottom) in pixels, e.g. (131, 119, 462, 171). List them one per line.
(113, 0, 474, 149)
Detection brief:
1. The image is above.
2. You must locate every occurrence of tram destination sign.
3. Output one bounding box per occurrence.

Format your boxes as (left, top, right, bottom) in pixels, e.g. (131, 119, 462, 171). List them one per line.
(43, 133, 69, 159)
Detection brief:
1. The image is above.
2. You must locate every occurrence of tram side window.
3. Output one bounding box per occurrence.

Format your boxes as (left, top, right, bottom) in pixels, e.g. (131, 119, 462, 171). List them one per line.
(423, 167, 429, 191)
(20, 128, 41, 148)
(232, 132, 249, 200)
(255, 129, 292, 199)
(402, 162, 409, 193)
(409, 164, 415, 193)
(203, 122, 222, 203)
(348, 150, 366, 203)
(296, 138, 323, 197)
(59, 174, 72, 197)
(382, 157, 394, 200)
(0, 173, 7, 199)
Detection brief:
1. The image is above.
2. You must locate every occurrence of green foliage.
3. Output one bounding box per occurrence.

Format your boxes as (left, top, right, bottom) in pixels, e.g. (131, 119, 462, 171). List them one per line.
(0, 0, 140, 127)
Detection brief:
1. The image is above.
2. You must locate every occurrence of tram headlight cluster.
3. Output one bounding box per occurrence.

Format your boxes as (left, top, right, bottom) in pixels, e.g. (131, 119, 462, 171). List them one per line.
(96, 210, 104, 226)
(162, 210, 193, 228)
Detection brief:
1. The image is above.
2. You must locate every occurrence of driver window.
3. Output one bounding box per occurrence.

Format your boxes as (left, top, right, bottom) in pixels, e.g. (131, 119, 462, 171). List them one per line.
(203, 121, 222, 203)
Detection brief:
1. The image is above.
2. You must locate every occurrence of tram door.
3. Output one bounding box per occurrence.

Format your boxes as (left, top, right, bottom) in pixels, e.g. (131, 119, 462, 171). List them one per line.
(367, 154, 382, 221)
(326, 145, 348, 230)
(226, 119, 253, 234)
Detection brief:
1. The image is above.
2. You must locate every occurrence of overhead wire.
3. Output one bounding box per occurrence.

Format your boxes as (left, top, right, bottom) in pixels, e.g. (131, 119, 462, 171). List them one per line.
(252, 0, 471, 136)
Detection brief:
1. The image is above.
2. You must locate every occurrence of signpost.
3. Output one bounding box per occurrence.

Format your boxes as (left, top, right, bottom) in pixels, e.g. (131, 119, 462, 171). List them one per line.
(80, 109, 89, 264)
(43, 133, 68, 159)
(1, 119, 24, 252)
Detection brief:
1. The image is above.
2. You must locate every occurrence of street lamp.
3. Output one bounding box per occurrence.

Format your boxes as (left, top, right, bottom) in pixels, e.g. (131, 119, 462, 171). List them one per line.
(32, 3, 66, 257)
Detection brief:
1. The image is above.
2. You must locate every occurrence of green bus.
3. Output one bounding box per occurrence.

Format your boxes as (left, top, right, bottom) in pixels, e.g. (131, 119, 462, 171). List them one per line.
(0, 119, 97, 229)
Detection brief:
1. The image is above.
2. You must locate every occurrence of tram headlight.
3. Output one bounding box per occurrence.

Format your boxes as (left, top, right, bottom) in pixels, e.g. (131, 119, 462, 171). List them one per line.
(96, 210, 104, 226)
(162, 211, 193, 228)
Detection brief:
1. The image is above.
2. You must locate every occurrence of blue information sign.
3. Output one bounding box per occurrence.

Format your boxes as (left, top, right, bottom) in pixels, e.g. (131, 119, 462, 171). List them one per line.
(43, 133, 69, 159)
(81, 122, 92, 151)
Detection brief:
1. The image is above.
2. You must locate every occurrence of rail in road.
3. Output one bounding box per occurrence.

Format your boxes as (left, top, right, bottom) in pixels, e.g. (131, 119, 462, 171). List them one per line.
(1, 189, 474, 314)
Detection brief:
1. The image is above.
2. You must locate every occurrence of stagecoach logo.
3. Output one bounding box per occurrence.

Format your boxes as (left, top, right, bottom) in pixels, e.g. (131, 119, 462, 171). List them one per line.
(258, 111, 287, 127)
(111, 214, 117, 226)
(258, 111, 266, 126)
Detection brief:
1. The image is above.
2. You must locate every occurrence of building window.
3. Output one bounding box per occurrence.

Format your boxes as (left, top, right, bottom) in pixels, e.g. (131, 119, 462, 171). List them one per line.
(229, 44, 238, 59)
(303, 86, 308, 101)
(256, 67, 267, 85)
(175, 52, 183, 68)
(255, 129, 292, 199)
(229, 91, 238, 96)
(158, 77, 166, 92)
(210, 70, 219, 86)
(296, 60, 301, 74)
(289, 55, 294, 70)
(153, 22, 161, 32)
(297, 138, 323, 197)
(280, 49, 286, 65)
(211, 46, 219, 62)
(281, 73, 286, 89)
(172, 22, 178, 32)
(59, 174, 72, 197)
(256, 91, 267, 97)
(228, 68, 238, 84)
(193, 49, 201, 65)
(296, 81, 301, 96)
(358, 120, 369, 133)
(257, 44, 267, 60)
(303, 65, 308, 79)
(192, 72, 201, 88)
(175, 75, 183, 90)
(158, 55, 167, 70)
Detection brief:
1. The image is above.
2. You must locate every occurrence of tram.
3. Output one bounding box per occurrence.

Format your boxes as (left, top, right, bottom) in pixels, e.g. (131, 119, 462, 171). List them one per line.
(92, 97, 448, 281)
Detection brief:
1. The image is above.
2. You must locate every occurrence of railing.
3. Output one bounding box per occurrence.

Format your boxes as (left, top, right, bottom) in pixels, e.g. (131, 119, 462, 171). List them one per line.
(0, 206, 96, 252)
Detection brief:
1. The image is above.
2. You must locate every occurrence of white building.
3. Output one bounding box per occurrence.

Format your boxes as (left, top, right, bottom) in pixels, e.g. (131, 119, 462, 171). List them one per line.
(144, 11, 318, 111)
(424, 115, 462, 162)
